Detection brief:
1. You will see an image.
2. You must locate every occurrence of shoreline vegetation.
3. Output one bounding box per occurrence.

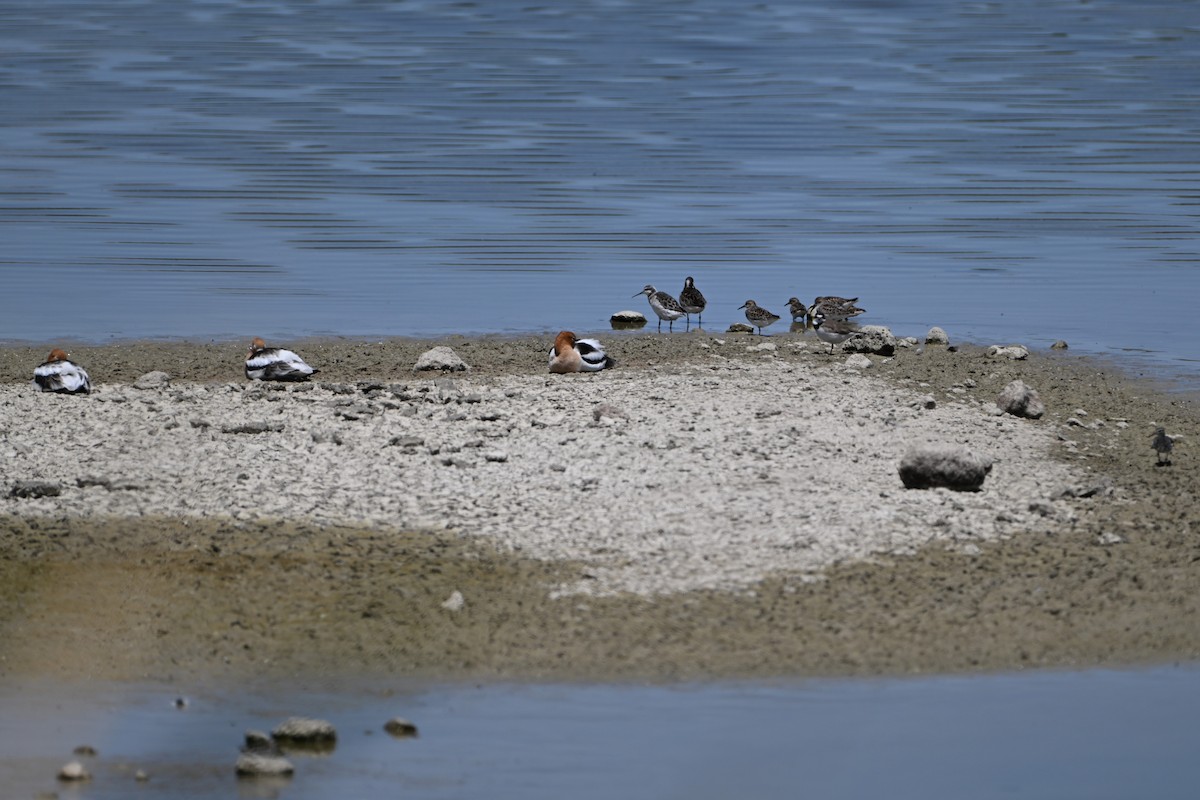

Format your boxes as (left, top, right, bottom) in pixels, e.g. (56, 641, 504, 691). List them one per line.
(1, 331, 1197, 685)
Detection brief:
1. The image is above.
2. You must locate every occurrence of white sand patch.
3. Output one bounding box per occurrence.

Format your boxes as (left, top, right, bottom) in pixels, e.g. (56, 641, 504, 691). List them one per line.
(0, 358, 1086, 596)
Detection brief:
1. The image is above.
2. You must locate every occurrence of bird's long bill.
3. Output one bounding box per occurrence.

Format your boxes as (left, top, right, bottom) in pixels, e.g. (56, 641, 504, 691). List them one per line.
(737, 302, 748, 309)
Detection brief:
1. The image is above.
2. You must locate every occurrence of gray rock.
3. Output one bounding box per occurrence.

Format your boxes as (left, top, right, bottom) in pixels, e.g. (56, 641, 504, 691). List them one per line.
(484, 450, 509, 463)
(413, 346, 469, 372)
(914, 395, 936, 410)
(898, 446, 993, 491)
(1051, 339, 1069, 350)
(925, 326, 950, 346)
(844, 353, 873, 369)
(441, 590, 465, 611)
(986, 344, 1030, 360)
(272, 717, 337, 744)
(245, 730, 273, 750)
(610, 309, 647, 327)
(235, 752, 294, 778)
(10, 480, 61, 499)
(727, 323, 755, 334)
(57, 761, 91, 782)
(843, 325, 896, 356)
(133, 371, 171, 390)
(384, 717, 419, 738)
(222, 421, 285, 434)
(997, 380, 1046, 419)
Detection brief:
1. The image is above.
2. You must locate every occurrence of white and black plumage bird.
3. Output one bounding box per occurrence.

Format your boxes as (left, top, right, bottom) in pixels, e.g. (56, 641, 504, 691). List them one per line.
(634, 284, 686, 332)
(678, 276, 707, 326)
(808, 295, 866, 321)
(812, 314, 859, 354)
(548, 331, 615, 373)
(32, 348, 91, 394)
(244, 337, 318, 381)
(1151, 427, 1174, 466)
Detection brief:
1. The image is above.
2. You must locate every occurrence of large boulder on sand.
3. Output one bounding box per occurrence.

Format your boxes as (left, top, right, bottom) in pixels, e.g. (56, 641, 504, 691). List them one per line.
(413, 346, 469, 373)
(996, 380, 1045, 419)
(899, 446, 993, 491)
(843, 325, 896, 356)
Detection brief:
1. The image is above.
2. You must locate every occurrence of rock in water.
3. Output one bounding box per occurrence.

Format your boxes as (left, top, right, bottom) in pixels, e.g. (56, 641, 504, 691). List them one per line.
(996, 380, 1046, 419)
(898, 446, 993, 491)
(413, 346, 469, 372)
(925, 326, 950, 346)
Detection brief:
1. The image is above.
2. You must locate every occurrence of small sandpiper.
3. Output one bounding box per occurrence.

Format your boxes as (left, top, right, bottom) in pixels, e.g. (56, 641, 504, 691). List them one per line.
(812, 313, 859, 353)
(634, 284, 686, 332)
(785, 297, 809, 323)
(809, 295, 866, 320)
(1151, 427, 1174, 466)
(737, 299, 781, 335)
(678, 276, 707, 326)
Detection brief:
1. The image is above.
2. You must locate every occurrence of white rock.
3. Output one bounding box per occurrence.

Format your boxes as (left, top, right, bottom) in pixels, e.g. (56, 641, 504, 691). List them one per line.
(844, 353, 873, 369)
(925, 327, 950, 345)
(987, 344, 1030, 360)
(133, 370, 171, 389)
(413, 347, 469, 372)
(57, 761, 91, 782)
(441, 590, 465, 611)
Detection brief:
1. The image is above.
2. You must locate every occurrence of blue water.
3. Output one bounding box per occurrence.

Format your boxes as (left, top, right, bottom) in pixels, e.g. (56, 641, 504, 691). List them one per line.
(2, 0, 1200, 385)
(2, 666, 1199, 799)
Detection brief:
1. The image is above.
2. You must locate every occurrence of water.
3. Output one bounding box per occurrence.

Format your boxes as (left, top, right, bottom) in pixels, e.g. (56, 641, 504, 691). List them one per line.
(1, 0, 1199, 384)
(2, 666, 1199, 799)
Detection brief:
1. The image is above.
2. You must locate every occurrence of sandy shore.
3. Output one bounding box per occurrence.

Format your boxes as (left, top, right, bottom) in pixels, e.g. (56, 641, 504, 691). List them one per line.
(1, 331, 1198, 683)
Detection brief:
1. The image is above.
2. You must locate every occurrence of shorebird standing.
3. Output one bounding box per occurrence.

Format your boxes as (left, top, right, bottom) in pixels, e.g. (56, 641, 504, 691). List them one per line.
(809, 295, 866, 320)
(1151, 427, 1175, 466)
(785, 297, 809, 323)
(678, 276, 707, 326)
(812, 314, 859, 354)
(634, 285, 686, 332)
(244, 337, 318, 381)
(737, 300, 781, 336)
(548, 331, 615, 374)
(32, 348, 91, 394)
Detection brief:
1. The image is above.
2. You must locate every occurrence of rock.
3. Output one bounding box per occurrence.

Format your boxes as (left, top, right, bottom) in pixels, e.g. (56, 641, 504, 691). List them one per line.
(746, 342, 777, 353)
(245, 730, 273, 750)
(272, 717, 337, 745)
(10, 480, 61, 499)
(1051, 340, 1069, 350)
(592, 403, 628, 422)
(222, 421, 285, 434)
(897, 337, 919, 348)
(843, 325, 896, 356)
(996, 380, 1046, 419)
(727, 323, 755, 334)
(235, 752, 295, 778)
(72, 745, 97, 757)
(610, 310, 647, 329)
(898, 446, 993, 491)
(986, 344, 1030, 360)
(483, 450, 509, 463)
(925, 327, 950, 346)
(133, 371, 170, 390)
(914, 395, 936, 410)
(57, 761, 91, 782)
(135, 769, 150, 782)
(441, 590, 465, 611)
(844, 353, 873, 369)
(384, 717, 419, 738)
(413, 346, 469, 372)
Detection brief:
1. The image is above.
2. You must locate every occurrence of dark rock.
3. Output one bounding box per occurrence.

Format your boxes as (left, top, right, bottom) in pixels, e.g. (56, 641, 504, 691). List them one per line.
(272, 717, 337, 745)
(843, 325, 896, 356)
(1051, 340, 1069, 350)
(899, 446, 993, 491)
(384, 717, 419, 738)
(10, 481, 61, 499)
(222, 421, 285, 434)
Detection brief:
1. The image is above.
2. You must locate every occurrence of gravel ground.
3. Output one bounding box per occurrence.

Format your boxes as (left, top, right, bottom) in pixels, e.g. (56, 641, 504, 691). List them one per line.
(1, 331, 1197, 682)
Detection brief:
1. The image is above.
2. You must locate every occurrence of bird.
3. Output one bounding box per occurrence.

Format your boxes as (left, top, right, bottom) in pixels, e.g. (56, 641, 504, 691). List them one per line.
(548, 331, 615, 373)
(678, 276, 707, 326)
(634, 285, 686, 332)
(244, 337, 318, 381)
(809, 295, 866, 320)
(812, 313, 859, 353)
(32, 348, 91, 394)
(1151, 427, 1174, 466)
(785, 297, 809, 323)
(737, 300, 781, 335)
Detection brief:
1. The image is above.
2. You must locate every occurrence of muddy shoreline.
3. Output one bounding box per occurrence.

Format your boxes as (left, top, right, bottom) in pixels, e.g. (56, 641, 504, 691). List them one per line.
(1, 332, 1198, 685)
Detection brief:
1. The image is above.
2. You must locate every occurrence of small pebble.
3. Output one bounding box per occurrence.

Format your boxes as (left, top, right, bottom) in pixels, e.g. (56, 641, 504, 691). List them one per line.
(57, 761, 91, 782)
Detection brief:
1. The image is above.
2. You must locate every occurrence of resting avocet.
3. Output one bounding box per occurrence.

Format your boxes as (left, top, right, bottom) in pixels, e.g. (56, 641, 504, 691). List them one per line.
(32, 349, 91, 394)
(245, 337, 318, 381)
(548, 331, 615, 373)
